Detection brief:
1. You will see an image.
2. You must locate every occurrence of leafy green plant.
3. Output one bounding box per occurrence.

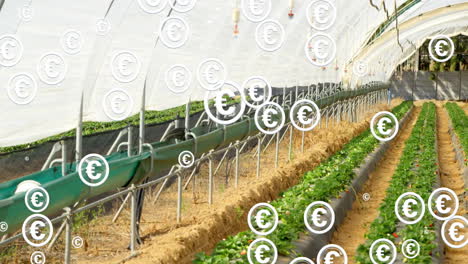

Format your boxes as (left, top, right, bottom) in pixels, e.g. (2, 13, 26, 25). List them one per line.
(445, 102, 468, 165)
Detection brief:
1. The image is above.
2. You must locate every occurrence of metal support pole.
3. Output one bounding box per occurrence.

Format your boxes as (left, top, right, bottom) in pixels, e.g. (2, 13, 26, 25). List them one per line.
(275, 132, 279, 168)
(112, 192, 131, 223)
(288, 125, 293, 161)
(301, 130, 305, 152)
(177, 173, 182, 223)
(208, 153, 213, 205)
(256, 135, 261, 178)
(128, 126, 133, 157)
(64, 207, 72, 264)
(139, 86, 146, 155)
(75, 95, 83, 164)
(235, 141, 240, 188)
(61, 140, 67, 176)
(185, 99, 191, 132)
(130, 184, 137, 253)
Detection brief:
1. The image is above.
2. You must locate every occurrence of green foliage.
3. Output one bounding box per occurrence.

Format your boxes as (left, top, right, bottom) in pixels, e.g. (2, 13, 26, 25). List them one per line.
(194, 101, 413, 263)
(445, 102, 468, 165)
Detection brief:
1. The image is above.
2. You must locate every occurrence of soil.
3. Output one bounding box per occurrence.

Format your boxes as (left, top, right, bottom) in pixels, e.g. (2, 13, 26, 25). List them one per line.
(330, 105, 421, 263)
(435, 103, 467, 263)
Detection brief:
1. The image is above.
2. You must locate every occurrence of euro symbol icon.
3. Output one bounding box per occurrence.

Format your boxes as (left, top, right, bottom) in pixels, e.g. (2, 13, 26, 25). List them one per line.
(0, 40, 16, 60)
(314, 39, 329, 60)
(435, 194, 452, 214)
(263, 24, 278, 45)
(314, 4, 330, 24)
(311, 207, 327, 228)
(44, 58, 61, 78)
(117, 57, 135, 77)
(215, 89, 235, 116)
(14, 79, 30, 98)
(182, 153, 192, 166)
(31, 192, 44, 208)
(262, 108, 278, 128)
(377, 117, 392, 136)
(33, 253, 44, 264)
(204, 64, 221, 84)
(435, 40, 449, 57)
(448, 222, 465, 242)
(66, 33, 79, 49)
(249, 84, 263, 102)
(167, 21, 183, 42)
(30, 220, 46, 241)
(249, 0, 265, 16)
(86, 160, 102, 180)
(297, 105, 314, 125)
(254, 244, 270, 264)
(324, 250, 340, 264)
(376, 244, 391, 262)
(255, 209, 272, 230)
(172, 70, 186, 87)
(402, 198, 418, 218)
(406, 242, 416, 255)
(111, 94, 127, 114)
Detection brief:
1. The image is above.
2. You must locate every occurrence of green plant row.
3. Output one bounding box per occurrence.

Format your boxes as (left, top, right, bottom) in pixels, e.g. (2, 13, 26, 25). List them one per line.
(193, 101, 413, 264)
(444, 102, 468, 165)
(356, 102, 438, 264)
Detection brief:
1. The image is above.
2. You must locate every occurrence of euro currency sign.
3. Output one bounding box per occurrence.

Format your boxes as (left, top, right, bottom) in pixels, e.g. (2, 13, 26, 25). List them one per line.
(204, 64, 221, 85)
(117, 56, 135, 77)
(21, 6, 33, 21)
(66, 33, 80, 49)
(311, 207, 327, 228)
(406, 242, 416, 255)
(402, 198, 418, 218)
(377, 117, 392, 135)
(249, 84, 263, 102)
(0, 40, 17, 61)
(33, 253, 44, 264)
(263, 24, 278, 45)
(448, 222, 465, 242)
(86, 160, 102, 180)
(182, 153, 192, 165)
(314, 39, 329, 60)
(30, 220, 46, 241)
(376, 244, 391, 262)
(44, 57, 61, 78)
(435, 40, 449, 57)
(255, 209, 272, 229)
(110, 94, 127, 114)
(215, 89, 235, 116)
(97, 20, 109, 33)
(435, 194, 452, 214)
(314, 3, 330, 24)
(324, 250, 340, 264)
(262, 108, 278, 128)
(172, 69, 186, 87)
(14, 79, 30, 98)
(297, 105, 314, 125)
(167, 21, 184, 42)
(249, 0, 265, 16)
(254, 244, 271, 264)
(31, 191, 44, 208)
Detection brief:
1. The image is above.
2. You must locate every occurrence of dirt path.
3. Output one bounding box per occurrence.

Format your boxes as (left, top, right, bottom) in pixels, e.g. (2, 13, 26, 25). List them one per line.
(330, 106, 421, 263)
(435, 103, 467, 263)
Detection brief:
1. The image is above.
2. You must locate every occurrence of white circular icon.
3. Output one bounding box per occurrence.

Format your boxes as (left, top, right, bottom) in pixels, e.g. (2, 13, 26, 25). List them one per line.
(197, 58, 227, 91)
(247, 203, 278, 236)
(353, 60, 368, 77)
(401, 239, 420, 259)
(96, 18, 111, 36)
(7, 73, 37, 105)
(317, 244, 348, 264)
(441, 216, 468, 249)
(0, 34, 23, 67)
(169, 0, 197, 13)
(22, 214, 54, 247)
(137, 0, 168, 14)
(290, 257, 315, 264)
(19, 4, 34, 22)
(242, 76, 272, 109)
(0, 221, 8, 232)
(306, 0, 337, 30)
(369, 238, 397, 264)
(370, 111, 399, 142)
(428, 187, 459, 221)
(255, 102, 286, 135)
(362, 193, 371, 202)
(204, 81, 246, 125)
(72, 236, 84, 248)
(428, 35, 455, 63)
(255, 19, 285, 52)
(247, 238, 278, 264)
(78, 154, 110, 187)
(30, 251, 46, 264)
(290, 99, 321, 132)
(111, 51, 141, 83)
(304, 201, 335, 234)
(241, 0, 272, 23)
(165, 64, 192, 94)
(395, 192, 425, 225)
(25, 187, 50, 213)
(178, 150, 195, 168)
(305, 33, 336, 66)
(61, 30, 83, 55)
(160, 16, 190, 49)
(102, 88, 134, 121)
(37, 52, 67, 85)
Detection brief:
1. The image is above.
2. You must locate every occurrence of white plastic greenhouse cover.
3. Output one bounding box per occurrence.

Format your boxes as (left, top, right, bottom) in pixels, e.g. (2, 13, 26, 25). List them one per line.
(0, 0, 466, 147)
